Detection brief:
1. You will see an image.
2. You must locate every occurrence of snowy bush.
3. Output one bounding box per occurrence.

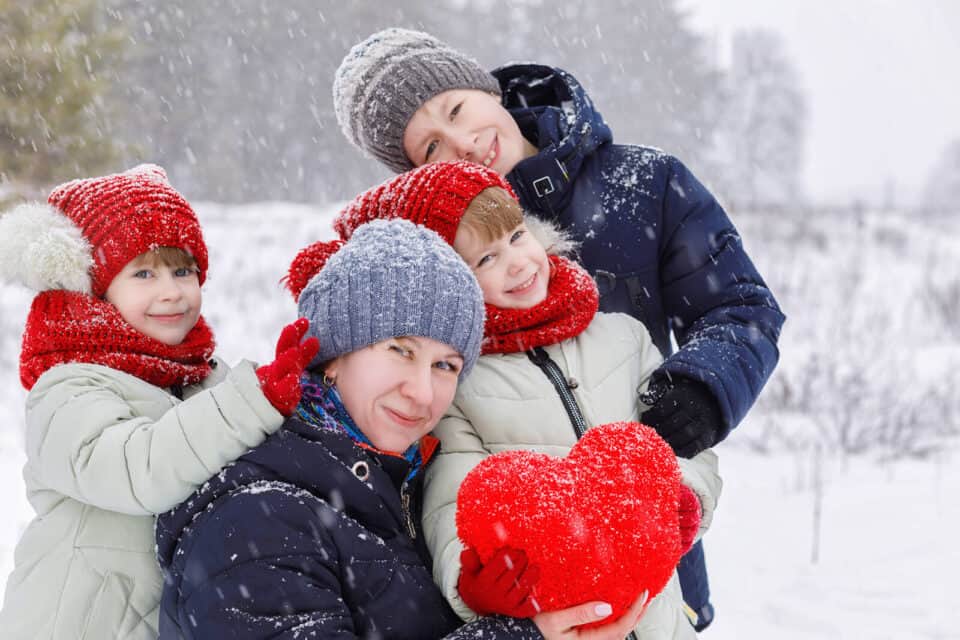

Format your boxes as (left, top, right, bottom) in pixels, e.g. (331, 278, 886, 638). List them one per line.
(735, 207, 960, 459)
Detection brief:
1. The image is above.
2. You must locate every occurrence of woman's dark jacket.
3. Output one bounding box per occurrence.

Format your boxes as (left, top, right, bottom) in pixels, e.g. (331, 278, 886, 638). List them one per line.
(495, 63, 786, 435)
(155, 414, 540, 639)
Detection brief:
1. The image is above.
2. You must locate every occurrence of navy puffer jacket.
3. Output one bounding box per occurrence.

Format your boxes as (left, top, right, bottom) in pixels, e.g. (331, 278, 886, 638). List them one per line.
(155, 416, 540, 639)
(494, 63, 786, 434)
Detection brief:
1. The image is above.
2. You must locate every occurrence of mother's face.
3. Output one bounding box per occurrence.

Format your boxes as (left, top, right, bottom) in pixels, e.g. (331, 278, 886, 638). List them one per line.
(324, 336, 465, 453)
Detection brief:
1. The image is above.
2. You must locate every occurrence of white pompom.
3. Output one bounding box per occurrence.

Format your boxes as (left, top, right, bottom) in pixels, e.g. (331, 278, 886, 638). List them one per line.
(0, 202, 92, 293)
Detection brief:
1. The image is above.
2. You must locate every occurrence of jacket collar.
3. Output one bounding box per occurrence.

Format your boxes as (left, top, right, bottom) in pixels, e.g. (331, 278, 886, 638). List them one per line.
(492, 63, 612, 215)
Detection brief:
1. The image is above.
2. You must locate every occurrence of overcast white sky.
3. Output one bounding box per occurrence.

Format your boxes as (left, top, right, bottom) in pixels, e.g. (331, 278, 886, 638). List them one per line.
(681, 0, 960, 207)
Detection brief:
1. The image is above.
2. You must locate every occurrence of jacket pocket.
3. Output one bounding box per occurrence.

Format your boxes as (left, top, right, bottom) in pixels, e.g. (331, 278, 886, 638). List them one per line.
(79, 572, 134, 640)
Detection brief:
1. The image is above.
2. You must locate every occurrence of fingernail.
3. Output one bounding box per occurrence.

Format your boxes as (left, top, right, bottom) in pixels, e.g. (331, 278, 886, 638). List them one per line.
(594, 603, 613, 617)
(639, 590, 649, 606)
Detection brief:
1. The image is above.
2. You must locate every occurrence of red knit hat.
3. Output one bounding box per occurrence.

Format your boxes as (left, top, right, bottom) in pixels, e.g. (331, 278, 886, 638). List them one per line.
(44, 164, 208, 297)
(333, 160, 516, 245)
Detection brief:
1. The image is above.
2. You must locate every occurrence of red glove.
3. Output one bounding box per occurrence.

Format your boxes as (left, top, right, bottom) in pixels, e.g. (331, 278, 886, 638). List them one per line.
(458, 546, 540, 618)
(256, 318, 319, 416)
(678, 484, 702, 554)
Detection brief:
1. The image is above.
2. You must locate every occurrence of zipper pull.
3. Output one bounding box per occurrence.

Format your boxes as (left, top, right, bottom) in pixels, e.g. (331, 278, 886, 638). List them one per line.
(400, 484, 417, 540)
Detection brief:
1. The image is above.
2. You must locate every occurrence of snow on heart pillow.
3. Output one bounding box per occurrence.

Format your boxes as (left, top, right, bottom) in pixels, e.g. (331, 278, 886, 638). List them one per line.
(455, 421, 684, 624)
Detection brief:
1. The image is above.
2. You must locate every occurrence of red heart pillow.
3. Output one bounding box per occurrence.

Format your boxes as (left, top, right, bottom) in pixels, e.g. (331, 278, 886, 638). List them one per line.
(456, 422, 683, 624)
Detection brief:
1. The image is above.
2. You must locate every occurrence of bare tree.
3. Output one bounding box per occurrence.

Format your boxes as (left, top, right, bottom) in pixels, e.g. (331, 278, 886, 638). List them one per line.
(711, 28, 807, 211)
(922, 139, 960, 215)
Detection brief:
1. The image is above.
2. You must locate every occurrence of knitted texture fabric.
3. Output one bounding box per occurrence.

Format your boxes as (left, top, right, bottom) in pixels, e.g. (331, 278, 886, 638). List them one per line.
(334, 161, 515, 246)
(456, 421, 684, 626)
(19, 290, 214, 390)
(482, 255, 599, 355)
(46, 164, 208, 297)
(334, 28, 501, 173)
(288, 219, 485, 379)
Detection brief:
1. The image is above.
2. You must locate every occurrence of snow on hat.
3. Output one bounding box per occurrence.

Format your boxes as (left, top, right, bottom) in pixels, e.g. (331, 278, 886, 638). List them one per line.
(288, 218, 485, 379)
(333, 28, 501, 173)
(333, 160, 514, 246)
(0, 164, 207, 297)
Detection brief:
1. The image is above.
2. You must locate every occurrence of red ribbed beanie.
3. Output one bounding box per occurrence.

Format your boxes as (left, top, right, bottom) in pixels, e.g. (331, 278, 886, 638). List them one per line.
(333, 160, 515, 245)
(46, 164, 208, 296)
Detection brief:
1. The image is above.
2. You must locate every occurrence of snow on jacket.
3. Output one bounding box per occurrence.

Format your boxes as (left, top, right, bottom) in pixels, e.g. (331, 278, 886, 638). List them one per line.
(155, 412, 542, 640)
(494, 63, 786, 436)
(423, 311, 722, 639)
(0, 357, 283, 640)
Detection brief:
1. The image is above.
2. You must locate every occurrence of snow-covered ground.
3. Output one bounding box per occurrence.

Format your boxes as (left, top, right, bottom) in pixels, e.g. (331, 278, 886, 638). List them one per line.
(1, 201, 957, 638)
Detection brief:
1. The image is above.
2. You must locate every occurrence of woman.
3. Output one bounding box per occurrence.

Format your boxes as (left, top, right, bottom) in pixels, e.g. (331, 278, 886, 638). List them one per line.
(155, 219, 646, 639)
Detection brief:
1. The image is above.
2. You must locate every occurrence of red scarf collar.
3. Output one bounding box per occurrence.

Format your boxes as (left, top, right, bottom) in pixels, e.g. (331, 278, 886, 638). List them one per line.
(482, 255, 599, 355)
(20, 290, 215, 391)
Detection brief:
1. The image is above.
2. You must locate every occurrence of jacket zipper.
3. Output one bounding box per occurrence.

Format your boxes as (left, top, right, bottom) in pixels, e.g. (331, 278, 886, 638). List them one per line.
(526, 346, 640, 640)
(400, 483, 417, 540)
(526, 346, 586, 439)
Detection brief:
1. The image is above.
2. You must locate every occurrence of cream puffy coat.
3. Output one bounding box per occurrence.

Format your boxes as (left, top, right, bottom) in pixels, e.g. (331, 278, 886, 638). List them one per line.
(0, 358, 283, 640)
(423, 312, 722, 639)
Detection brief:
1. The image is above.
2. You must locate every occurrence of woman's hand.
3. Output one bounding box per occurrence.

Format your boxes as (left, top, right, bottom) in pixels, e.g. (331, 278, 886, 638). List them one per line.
(532, 590, 649, 640)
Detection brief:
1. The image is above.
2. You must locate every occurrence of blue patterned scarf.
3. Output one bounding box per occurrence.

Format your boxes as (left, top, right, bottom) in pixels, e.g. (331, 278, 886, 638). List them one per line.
(296, 372, 425, 481)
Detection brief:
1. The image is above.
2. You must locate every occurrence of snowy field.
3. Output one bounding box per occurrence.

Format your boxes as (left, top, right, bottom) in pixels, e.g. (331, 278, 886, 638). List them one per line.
(1, 201, 957, 638)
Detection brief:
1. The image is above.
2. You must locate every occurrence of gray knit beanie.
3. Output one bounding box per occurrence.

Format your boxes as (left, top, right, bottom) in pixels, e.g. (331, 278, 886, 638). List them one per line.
(333, 27, 501, 173)
(297, 218, 485, 379)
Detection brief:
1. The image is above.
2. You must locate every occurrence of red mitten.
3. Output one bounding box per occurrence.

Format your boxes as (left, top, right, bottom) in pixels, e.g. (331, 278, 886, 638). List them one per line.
(458, 546, 540, 618)
(256, 318, 319, 416)
(677, 484, 702, 554)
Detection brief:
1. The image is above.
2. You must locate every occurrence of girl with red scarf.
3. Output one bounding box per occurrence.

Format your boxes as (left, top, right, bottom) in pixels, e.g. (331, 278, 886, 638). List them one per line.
(0, 164, 316, 640)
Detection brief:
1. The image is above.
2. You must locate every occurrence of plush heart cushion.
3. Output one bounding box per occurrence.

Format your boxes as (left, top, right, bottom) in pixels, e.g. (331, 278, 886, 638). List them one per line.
(456, 422, 683, 623)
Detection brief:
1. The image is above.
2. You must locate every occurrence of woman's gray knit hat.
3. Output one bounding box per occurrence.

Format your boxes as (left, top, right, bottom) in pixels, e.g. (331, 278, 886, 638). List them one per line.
(333, 27, 501, 173)
(295, 218, 485, 379)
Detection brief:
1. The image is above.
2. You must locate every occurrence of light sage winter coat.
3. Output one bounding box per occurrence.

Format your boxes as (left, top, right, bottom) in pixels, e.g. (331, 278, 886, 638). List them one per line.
(0, 357, 283, 640)
(423, 312, 722, 639)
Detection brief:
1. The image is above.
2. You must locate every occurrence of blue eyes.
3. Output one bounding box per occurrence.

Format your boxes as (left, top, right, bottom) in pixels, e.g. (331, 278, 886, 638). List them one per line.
(423, 102, 464, 162)
(474, 228, 526, 268)
(434, 360, 460, 373)
(131, 267, 196, 279)
(389, 344, 412, 357)
(388, 343, 460, 373)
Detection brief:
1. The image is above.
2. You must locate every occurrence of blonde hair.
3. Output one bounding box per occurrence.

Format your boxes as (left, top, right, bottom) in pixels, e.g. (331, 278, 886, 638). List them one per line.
(462, 187, 579, 257)
(462, 187, 524, 243)
(132, 246, 198, 271)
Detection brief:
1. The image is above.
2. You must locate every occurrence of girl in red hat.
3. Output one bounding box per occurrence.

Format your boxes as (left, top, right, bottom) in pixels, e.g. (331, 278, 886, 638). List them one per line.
(0, 164, 316, 640)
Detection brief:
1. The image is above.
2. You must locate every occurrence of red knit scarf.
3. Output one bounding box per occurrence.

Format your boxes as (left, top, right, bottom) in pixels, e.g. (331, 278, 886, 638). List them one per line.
(482, 255, 599, 355)
(20, 289, 216, 391)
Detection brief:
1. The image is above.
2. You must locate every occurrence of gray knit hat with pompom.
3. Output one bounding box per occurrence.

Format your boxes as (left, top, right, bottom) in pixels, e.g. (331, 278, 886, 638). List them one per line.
(297, 218, 485, 379)
(333, 28, 501, 173)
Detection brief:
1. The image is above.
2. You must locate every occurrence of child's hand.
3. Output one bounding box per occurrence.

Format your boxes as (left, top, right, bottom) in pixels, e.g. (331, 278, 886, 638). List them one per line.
(457, 546, 540, 618)
(677, 484, 702, 554)
(641, 378, 723, 458)
(256, 318, 319, 416)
